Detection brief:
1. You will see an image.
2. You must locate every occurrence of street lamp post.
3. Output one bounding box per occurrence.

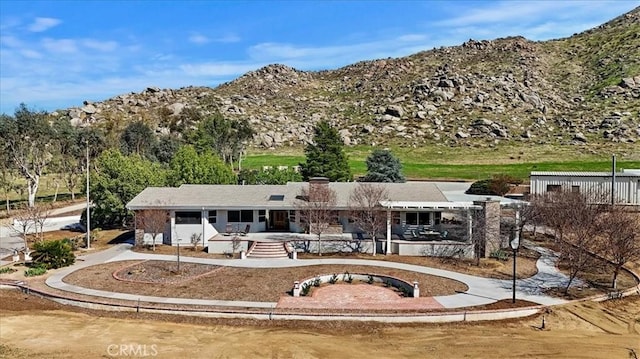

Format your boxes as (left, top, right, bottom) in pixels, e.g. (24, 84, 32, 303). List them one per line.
(510, 210, 521, 304)
(85, 140, 91, 249)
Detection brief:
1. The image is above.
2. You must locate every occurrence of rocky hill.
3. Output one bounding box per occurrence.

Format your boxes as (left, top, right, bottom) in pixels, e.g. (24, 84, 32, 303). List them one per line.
(56, 7, 640, 150)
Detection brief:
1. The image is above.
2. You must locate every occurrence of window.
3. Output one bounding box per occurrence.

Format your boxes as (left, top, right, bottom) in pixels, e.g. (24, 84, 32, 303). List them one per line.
(406, 212, 418, 225)
(258, 210, 266, 222)
(269, 194, 285, 201)
(228, 210, 254, 223)
(175, 211, 201, 225)
(547, 184, 562, 192)
(571, 185, 580, 193)
(208, 210, 217, 224)
(405, 212, 430, 225)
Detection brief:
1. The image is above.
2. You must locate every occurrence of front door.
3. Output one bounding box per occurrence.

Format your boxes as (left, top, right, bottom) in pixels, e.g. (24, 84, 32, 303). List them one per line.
(270, 210, 289, 230)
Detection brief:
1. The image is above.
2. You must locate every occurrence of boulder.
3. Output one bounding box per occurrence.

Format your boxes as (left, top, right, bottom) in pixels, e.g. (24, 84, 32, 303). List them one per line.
(573, 132, 588, 142)
(385, 105, 404, 118)
(81, 104, 97, 114)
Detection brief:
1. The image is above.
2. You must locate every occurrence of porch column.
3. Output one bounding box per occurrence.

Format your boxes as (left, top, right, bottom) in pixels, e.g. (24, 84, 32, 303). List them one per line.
(467, 209, 473, 242)
(386, 210, 392, 255)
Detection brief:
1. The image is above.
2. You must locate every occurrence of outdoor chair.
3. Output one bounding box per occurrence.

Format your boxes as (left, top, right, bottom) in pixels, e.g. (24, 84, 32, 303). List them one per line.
(240, 224, 250, 236)
(224, 223, 233, 236)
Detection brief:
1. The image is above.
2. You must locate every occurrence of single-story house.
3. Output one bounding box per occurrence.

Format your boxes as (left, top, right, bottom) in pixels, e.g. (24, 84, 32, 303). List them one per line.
(530, 169, 640, 205)
(126, 179, 515, 258)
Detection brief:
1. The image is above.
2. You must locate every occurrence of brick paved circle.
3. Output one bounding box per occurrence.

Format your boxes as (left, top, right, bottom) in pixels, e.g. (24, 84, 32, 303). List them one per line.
(277, 284, 444, 310)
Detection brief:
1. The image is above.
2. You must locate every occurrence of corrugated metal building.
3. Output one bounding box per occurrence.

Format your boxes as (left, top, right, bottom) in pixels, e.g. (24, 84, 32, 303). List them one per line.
(529, 169, 640, 205)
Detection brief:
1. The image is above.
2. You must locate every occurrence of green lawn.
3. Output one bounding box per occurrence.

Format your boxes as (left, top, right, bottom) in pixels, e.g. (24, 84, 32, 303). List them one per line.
(244, 143, 640, 181)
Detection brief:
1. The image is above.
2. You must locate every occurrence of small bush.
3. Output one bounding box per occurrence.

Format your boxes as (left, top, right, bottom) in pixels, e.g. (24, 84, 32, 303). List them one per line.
(25, 265, 47, 277)
(312, 277, 321, 287)
(0, 267, 17, 274)
(32, 239, 75, 269)
(301, 283, 311, 296)
(329, 273, 339, 284)
(490, 249, 510, 261)
(343, 271, 353, 283)
(367, 275, 374, 284)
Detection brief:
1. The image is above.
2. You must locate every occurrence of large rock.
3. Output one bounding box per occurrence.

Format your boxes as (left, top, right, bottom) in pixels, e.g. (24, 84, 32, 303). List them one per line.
(81, 104, 97, 114)
(385, 105, 404, 118)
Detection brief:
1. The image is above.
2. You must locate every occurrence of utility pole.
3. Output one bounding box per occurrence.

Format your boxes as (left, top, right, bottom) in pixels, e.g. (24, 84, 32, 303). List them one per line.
(611, 154, 616, 205)
(86, 140, 91, 249)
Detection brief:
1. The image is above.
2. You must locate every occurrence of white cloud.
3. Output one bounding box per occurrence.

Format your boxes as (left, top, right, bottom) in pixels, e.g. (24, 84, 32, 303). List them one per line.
(189, 32, 241, 44)
(28, 17, 62, 32)
(214, 33, 241, 43)
(189, 33, 209, 44)
(20, 49, 42, 59)
(180, 62, 267, 77)
(82, 39, 118, 52)
(433, 0, 637, 40)
(0, 35, 23, 48)
(41, 38, 78, 53)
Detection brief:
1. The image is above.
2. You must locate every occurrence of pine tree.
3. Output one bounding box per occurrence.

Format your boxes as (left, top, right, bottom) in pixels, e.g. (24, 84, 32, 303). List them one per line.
(300, 121, 352, 182)
(362, 149, 405, 182)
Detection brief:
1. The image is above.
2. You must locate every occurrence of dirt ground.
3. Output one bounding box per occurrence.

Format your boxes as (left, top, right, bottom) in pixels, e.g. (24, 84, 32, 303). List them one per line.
(62, 261, 468, 301)
(0, 289, 638, 359)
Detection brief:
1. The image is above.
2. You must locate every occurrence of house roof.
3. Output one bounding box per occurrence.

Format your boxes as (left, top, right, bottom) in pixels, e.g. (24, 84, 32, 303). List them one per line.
(126, 182, 449, 210)
(530, 170, 640, 177)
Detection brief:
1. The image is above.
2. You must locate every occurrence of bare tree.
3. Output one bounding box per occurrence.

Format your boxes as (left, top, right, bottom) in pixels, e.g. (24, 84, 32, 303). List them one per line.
(348, 183, 388, 256)
(531, 190, 607, 294)
(135, 208, 169, 251)
(295, 182, 337, 256)
(231, 235, 242, 257)
(30, 203, 51, 241)
(600, 206, 640, 289)
(12, 204, 35, 252)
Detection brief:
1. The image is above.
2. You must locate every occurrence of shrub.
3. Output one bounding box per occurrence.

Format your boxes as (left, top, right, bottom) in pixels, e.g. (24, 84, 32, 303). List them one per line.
(343, 271, 353, 283)
(0, 267, 17, 274)
(32, 239, 76, 269)
(490, 249, 510, 261)
(25, 265, 47, 277)
(301, 283, 311, 296)
(329, 273, 339, 284)
(466, 174, 522, 196)
(367, 275, 374, 284)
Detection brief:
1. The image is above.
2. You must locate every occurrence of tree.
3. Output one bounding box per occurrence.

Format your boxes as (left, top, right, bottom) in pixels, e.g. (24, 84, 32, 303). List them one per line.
(0, 104, 55, 207)
(136, 206, 169, 251)
(348, 183, 389, 255)
(238, 167, 303, 185)
(153, 133, 182, 164)
(531, 190, 607, 294)
(51, 118, 83, 201)
(188, 112, 255, 170)
(295, 182, 337, 256)
(89, 149, 167, 228)
(362, 149, 405, 183)
(168, 145, 236, 186)
(600, 206, 640, 289)
(0, 149, 19, 214)
(12, 204, 35, 252)
(300, 121, 352, 182)
(120, 121, 157, 158)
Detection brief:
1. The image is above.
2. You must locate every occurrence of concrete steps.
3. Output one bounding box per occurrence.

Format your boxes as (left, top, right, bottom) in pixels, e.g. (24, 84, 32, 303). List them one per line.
(247, 241, 290, 259)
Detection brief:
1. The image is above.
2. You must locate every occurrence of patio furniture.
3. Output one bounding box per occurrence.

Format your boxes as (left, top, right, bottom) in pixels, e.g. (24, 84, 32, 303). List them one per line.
(240, 224, 251, 236)
(224, 223, 233, 236)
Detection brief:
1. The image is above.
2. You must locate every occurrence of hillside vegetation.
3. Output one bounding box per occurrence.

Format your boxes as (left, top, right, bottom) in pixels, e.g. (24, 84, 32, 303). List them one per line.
(35, 7, 639, 174)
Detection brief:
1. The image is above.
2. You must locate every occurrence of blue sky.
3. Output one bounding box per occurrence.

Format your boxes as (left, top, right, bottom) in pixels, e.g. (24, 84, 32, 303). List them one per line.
(1, 0, 638, 114)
